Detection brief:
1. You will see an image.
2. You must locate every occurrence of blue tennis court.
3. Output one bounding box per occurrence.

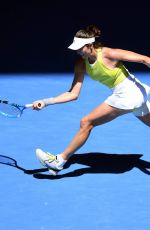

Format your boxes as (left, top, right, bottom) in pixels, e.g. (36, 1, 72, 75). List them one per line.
(0, 73, 150, 230)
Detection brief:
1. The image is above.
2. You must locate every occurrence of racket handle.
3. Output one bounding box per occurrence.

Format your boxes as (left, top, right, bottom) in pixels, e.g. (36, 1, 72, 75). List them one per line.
(25, 104, 33, 108)
(25, 103, 42, 108)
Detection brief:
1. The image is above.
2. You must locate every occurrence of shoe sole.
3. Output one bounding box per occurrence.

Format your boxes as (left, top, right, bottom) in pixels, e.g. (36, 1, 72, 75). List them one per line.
(48, 169, 58, 176)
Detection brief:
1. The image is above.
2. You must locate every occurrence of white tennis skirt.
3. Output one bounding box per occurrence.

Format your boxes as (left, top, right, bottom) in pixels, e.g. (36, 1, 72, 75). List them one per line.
(105, 74, 150, 117)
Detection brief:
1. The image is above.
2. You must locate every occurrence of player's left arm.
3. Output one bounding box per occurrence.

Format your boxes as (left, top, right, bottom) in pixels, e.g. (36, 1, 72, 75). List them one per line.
(104, 48, 150, 68)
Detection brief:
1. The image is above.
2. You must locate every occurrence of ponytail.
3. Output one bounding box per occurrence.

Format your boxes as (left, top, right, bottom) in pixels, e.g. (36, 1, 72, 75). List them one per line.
(86, 25, 101, 38)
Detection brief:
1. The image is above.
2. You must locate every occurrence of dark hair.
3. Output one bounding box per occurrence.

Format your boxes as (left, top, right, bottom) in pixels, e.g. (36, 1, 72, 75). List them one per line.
(75, 25, 102, 48)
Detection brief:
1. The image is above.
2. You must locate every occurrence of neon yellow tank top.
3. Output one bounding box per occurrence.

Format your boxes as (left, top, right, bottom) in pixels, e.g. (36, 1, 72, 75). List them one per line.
(85, 48, 129, 88)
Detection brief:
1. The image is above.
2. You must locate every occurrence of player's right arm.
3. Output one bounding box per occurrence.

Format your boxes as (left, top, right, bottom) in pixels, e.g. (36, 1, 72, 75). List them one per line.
(32, 57, 85, 110)
(68, 57, 85, 97)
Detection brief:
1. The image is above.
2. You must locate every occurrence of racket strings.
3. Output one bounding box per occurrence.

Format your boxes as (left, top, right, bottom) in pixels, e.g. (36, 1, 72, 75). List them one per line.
(0, 102, 23, 118)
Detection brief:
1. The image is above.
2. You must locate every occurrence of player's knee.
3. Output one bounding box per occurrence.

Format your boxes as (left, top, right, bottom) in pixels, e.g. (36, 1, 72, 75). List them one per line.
(80, 117, 93, 131)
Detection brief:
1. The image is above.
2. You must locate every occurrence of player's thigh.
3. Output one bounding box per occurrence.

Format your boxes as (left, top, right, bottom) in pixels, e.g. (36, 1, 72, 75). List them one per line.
(86, 102, 131, 126)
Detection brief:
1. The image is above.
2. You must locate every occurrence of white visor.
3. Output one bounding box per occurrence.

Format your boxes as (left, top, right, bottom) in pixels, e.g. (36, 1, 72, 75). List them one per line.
(68, 37, 95, 50)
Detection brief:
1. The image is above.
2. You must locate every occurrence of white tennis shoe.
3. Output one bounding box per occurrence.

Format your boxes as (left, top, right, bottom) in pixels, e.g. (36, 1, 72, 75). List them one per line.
(36, 148, 63, 176)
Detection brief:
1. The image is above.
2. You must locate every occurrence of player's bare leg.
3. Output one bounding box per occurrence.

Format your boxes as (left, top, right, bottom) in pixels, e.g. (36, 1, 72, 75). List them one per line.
(36, 102, 131, 175)
(61, 102, 130, 160)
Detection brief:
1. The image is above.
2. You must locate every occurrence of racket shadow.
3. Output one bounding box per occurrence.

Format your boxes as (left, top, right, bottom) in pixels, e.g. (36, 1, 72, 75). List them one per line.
(33, 152, 150, 180)
(0, 154, 48, 174)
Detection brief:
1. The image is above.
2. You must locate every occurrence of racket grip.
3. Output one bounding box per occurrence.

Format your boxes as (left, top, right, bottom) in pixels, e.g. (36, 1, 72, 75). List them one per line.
(25, 104, 33, 108)
(25, 103, 42, 108)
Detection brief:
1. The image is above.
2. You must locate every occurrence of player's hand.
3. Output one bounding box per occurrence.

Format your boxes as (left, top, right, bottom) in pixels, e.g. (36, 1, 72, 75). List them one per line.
(32, 100, 45, 110)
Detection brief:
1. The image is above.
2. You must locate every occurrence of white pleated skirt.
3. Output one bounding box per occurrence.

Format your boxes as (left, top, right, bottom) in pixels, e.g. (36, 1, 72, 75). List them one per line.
(105, 74, 150, 116)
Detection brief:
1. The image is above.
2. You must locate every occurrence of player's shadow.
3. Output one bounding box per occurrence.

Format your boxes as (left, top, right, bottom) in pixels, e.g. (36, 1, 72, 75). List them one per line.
(33, 152, 150, 180)
(1, 153, 150, 180)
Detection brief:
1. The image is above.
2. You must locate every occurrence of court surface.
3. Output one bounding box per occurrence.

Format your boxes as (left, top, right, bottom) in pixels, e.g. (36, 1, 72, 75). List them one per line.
(0, 73, 150, 230)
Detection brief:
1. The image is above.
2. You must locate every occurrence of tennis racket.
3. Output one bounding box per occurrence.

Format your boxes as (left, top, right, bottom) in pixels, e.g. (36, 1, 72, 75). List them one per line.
(0, 100, 33, 118)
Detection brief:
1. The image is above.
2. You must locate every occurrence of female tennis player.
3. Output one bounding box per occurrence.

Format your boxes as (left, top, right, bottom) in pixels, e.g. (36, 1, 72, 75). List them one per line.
(33, 25, 150, 175)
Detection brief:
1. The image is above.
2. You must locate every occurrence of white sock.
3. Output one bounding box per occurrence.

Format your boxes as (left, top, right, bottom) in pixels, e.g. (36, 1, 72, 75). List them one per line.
(56, 154, 67, 168)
